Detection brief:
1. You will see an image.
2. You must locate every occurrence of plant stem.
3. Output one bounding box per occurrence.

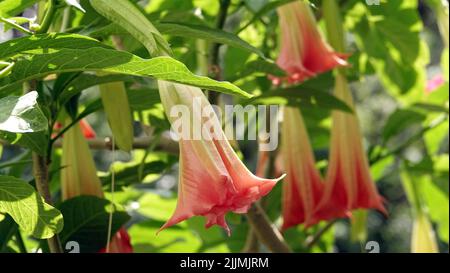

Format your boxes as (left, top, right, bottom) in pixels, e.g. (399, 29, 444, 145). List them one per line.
(32, 153, 63, 253)
(242, 227, 260, 253)
(2, 135, 179, 154)
(0, 17, 33, 35)
(208, 0, 231, 104)
(59, 7, 71, 32)
(246, 203, 292, 253)
(37, 0, 57, 34)
(305, 219, 338, 249)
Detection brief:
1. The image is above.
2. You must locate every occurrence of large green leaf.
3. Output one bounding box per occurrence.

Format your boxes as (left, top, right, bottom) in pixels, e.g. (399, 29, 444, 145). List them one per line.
(89, 0, 171, 56)
(0, 34, 110, 60)
(127, 88, 161, 111)
(245, 87, 352, 113)
(101, 160, 169, 190)
(156, 22, 265, 58)
(229, 59, 286, 81)
(382, 108, 426, 144)
(58, 196, 130, 253)
(86, 21, 266, 58)
(0, 0, 40, 17)
(345, 1, 428, 103)
(0, 131, 48, 156)
(0, 35, 251, 98)
(239, 0, 298, 33)
(0, 175, 63, 239)
(58, 73, 136, 106)
(0, 91, 47, 133)
(0, 91, 48, 155)
(422, 173, 449, 243)
(0, 215, 17, 252)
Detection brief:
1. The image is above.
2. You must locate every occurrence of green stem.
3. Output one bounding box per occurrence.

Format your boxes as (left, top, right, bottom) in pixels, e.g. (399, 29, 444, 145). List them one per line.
(208, 0, 231, 104)
(36, 0, 57, 34)
(305, 219, 338, 249)
(0, 62, 14, 78)
(0, 17, 33, 35)
(59, 7, 71, 32)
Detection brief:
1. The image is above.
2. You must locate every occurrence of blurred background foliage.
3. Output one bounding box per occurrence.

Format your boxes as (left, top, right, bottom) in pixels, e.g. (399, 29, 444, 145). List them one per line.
(0, 0, 448, 253)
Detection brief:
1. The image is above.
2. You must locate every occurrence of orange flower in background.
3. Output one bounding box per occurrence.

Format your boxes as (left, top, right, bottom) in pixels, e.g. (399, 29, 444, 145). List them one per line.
(79, 119, 97, 139)
(315, 74, 387, 221)
(280, 107, 324, 229)
(53, 119, 96, 139)
(61, 121, 132, 253)
(157, 81, 283, 235)
(272, 1, 348, 84)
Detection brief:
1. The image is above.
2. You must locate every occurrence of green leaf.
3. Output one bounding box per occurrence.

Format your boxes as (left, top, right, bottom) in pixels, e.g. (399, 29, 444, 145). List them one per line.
(230, 59, 286, 81)
(422, 174, 449, 243)
(238, 0, 298, 33)
(0, 33, 110, 60)
(137, 192, 177, 222)
(127, 88, 161, 111)
(101, 160, 169, 190)
(246, 86, 352, 113)
(0, 34, 251, 98)
(0, 175, 63, 239)
(89, 0, 171, 56)
(345, 1, 428, 103)
(58, 73, 136, 106)
(0, 131, 48, 156)
(382, 109, 426, 143)
(442, 49, 449, 81)
(58, 196, 130, 253)
(156, 22, 265, 58)
(0, 215, 17, 252)
(129, 220, 202, 253)
(0, 92, 47, 133)
(0, 0, 40, 17)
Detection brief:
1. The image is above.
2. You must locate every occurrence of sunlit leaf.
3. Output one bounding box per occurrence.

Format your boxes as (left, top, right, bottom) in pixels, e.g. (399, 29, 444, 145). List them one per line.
(0, 175, 63, 239)
(0, 91, 47, 133)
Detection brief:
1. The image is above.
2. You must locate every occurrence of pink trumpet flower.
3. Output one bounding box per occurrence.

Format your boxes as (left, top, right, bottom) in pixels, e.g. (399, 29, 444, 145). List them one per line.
(271, 1, 348, 229)
(280, 107, 324, 229)
(271, 1, 348, 84)
(315, 74, 387, 220)
(426, 74, 445, 93)
(157, 81, 283, 235)
(61, 121, 133, 253)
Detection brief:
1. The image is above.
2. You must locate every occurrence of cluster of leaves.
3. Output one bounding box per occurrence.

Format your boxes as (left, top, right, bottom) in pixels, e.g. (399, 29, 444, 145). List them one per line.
(0, 0, 448, 253)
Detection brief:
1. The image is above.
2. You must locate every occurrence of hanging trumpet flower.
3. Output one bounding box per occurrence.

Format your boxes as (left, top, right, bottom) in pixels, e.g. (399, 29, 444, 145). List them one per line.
(280, 107, 324, 229)
(315, 73, 387, 220)
(271, 0, 348, 85)
(272, 0, 348, 229)
(61, 120, 133, 253)
(157, 81, 283, 235)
